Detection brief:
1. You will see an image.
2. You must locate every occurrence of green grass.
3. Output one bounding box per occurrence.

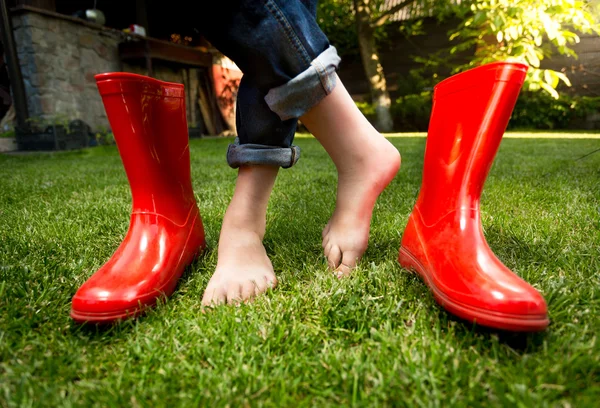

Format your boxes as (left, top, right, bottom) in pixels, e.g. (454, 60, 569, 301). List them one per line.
(1, 133, 599, 407)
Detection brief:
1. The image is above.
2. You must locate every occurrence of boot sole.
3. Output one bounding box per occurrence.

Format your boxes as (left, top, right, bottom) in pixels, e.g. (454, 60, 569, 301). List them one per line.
(70, 303, 152, 324)
(399, 247, 549, 332)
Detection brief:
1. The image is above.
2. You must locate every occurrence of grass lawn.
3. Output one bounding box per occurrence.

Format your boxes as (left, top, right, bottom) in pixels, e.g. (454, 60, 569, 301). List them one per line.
(1, 133, 599, 407)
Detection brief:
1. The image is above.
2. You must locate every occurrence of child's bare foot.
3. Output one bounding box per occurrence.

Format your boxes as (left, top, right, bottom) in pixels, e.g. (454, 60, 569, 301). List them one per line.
(201, 224, 276, 306)
(201, 165, 279, 307)
(299, 75, 401, 276)
(322, 135, 400, 276)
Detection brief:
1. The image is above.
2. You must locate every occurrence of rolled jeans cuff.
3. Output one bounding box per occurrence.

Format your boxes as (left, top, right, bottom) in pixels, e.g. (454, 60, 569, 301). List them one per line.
(265, 45, 341, 121)
(227, 138, 300, 169)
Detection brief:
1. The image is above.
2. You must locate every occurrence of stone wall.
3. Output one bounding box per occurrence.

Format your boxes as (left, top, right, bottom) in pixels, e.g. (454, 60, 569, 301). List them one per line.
(11, 9, 203, 133)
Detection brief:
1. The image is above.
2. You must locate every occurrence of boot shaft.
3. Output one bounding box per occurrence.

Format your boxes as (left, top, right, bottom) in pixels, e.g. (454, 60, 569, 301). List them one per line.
(95, 73, 196, 223)
(416, 62, 527, 225)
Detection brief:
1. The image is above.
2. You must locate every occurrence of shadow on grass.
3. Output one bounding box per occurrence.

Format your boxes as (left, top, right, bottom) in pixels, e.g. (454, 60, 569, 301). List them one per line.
(445, 313, 548, 352)
(397, 264, 548, 353)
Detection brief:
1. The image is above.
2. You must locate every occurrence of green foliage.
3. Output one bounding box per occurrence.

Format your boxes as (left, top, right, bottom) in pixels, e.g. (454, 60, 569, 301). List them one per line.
(395, 68, 440, 96)
(317, 0, 358, 57)
(94, 125, 115, 146)
(318, 0, 600, 100)
(359, 90, 600, 131)
(0, 129, 15, 138)
(316, 0, 416, 58)
(24, 113, 73, 133)
(510, 92, 600, 129)
(391, 91, 433, 131)
(449, 0, 600, 98)
(355, 100, 377, 123)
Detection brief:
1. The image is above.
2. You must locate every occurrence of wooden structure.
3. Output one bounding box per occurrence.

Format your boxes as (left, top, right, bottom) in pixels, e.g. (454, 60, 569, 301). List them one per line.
(1, 0, 232, 143)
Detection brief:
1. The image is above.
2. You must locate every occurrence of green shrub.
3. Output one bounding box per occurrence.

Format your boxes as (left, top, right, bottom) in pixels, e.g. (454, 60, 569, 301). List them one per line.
(355, 101, 377, 123)
(508, 92, 600, 130)
(93, 126, 115, 146)
(0, 129, 15, 138)
(391, 91, 433, 131)
(382, 91, 600, 132)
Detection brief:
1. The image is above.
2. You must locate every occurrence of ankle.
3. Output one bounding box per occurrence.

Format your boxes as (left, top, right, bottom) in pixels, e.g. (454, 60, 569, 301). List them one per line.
(222, 205, 267, 239)
(336, 140, 399, 175)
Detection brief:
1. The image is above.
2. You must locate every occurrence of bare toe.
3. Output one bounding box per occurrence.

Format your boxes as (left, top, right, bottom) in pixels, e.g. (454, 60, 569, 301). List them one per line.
(202, 227, 277, 308)
(335, 250, 361, 277)
(327, 244, 342, 270)
(265, 275, 277, 290)
(241, 280, 258, 301)
(335, 263, 352, 278)
(202, 284, 226, 307)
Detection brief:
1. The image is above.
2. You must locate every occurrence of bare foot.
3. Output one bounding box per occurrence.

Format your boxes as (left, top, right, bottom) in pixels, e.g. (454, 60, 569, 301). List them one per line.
(201, 225, 276, 306)
(201, 165, 279, 307)
(322, 135, 400, 276)
(298, 75, 401, 277)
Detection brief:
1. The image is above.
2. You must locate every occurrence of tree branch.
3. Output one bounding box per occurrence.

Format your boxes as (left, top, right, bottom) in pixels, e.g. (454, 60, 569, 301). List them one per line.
(372, 0, 416, 27)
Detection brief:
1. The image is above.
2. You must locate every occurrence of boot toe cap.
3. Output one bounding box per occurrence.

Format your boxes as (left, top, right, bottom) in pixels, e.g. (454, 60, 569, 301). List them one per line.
(449, 287, 549, 331)
(70, 285, 149, 323)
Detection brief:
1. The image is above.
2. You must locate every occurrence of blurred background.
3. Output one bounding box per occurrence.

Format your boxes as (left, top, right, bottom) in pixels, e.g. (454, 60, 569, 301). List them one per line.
(0, 0, 599, 152)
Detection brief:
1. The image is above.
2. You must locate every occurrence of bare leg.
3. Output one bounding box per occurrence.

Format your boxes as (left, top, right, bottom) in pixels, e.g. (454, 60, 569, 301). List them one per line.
(300, 75, 401, 276)
(201, 165, 278, 306)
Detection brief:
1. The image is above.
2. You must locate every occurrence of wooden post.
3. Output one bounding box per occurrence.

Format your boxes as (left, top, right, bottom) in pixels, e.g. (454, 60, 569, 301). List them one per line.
(135, 0, 149, 36)
(144, 40, 153, 77)
(0, 0, 29, 128)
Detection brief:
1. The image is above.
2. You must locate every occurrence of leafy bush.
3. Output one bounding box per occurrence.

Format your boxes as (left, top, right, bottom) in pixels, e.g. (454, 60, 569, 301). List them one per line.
(23, 114, 73, 133)
(449, 0, 600, 99)
(395, 68, 440, 97)
(358, 91, 600, 132)
(509, 92, 600, 130)
(391, 92, 433, 131)
(355, 101, 377, 123)
(93, 126, 115, 146)
(0, 129, 15, 138)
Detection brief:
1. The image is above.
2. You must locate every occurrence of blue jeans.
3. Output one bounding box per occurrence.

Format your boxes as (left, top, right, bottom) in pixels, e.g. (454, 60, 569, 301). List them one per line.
(197, 0, 341, 168)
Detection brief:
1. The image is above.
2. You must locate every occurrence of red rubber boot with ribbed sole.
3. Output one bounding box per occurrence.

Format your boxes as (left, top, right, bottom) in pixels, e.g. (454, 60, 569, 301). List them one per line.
(70, 73, 206, 323)
(399, 62, 549, 332)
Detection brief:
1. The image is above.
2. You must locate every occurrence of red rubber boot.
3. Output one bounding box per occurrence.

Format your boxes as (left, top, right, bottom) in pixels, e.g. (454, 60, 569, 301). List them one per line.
(70, 73, 206, 323)
(398, 62, 549, 331)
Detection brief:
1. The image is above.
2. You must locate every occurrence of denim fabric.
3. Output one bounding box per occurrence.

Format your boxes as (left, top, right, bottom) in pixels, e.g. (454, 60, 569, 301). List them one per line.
(265, 45, 341, 121)
(227, 138, 300, 169)
(196, 0, 340, 168)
